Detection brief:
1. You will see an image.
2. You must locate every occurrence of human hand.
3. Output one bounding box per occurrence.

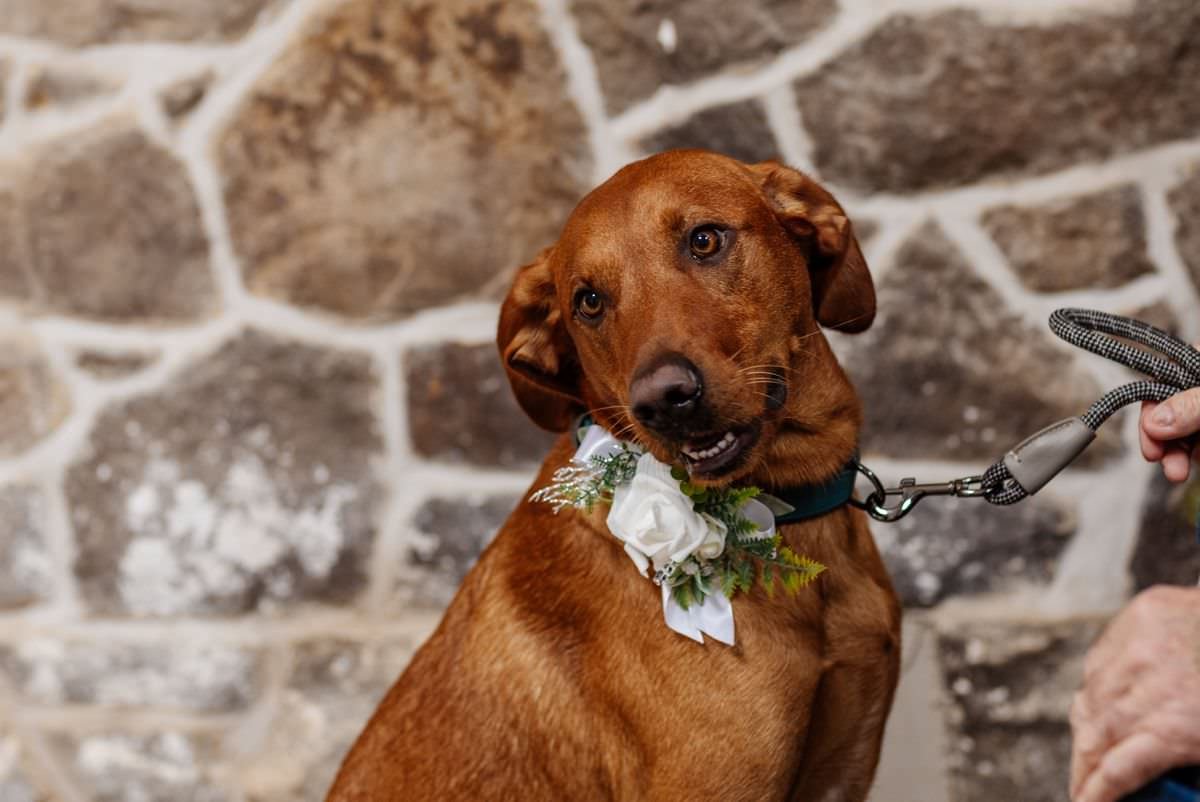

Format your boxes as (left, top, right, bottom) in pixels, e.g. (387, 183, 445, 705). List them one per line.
(1069, 585, 1200, 802)
(1139, 387, 1200, 482)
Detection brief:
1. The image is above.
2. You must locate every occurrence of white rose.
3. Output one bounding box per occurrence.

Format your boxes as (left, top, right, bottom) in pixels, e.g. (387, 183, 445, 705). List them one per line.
(606, 453, 712, 575)
(697, 514, 727, 560)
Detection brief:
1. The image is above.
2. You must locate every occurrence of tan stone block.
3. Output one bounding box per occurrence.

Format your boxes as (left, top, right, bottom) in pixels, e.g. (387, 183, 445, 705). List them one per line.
(0, 484, 52, 610)
(13, 121, 218, 323)
(639, 99, 781, 164)
(0, 639, 264, 712)
(403, 341, 556, 467)
(983, 186, 1154, 293)
(68, 330, 383, 616)
(0, 0, 277, 46)
(240, 637, 419, 802)
(573, 0, 835, 114)
(1169, 162, 1200, 293)
(938, 618, 1106, 802)
(0, 333, 69, 458)
(217, 0, 590, 320)
(796, 1, 1200, 191)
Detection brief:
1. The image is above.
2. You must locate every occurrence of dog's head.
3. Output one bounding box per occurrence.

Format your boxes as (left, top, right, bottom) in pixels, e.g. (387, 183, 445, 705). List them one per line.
(497, 150, 873, 487)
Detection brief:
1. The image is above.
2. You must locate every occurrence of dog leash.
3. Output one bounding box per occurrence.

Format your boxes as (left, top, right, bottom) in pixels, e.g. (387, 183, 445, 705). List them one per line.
(851, 308, 1200, 522)
(852, 308, 1200, 802)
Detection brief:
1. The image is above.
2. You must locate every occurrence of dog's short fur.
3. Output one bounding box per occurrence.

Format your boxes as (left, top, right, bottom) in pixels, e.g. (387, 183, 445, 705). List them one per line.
(328, 151, 901, 801)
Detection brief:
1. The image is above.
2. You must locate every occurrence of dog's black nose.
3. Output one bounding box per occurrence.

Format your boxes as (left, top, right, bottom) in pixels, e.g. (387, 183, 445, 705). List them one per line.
(630, 355, 703, 431)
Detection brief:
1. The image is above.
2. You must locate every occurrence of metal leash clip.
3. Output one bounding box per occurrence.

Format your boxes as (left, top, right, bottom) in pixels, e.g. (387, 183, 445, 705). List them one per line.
(849, 462, 987, 522)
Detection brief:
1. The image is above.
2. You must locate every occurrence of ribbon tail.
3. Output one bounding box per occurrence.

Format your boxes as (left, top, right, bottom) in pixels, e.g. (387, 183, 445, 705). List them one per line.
(691, 587, 735, 646)
(661, 584, 704, 643)
(661, 583, 736, 646)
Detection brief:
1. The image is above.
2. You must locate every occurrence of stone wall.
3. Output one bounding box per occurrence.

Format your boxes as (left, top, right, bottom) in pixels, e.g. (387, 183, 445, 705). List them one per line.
(0, 0, 1197, 799)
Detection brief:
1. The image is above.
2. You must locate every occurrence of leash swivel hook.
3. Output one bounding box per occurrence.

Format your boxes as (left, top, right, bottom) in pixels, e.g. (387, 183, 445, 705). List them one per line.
(849, 462, 986, 522)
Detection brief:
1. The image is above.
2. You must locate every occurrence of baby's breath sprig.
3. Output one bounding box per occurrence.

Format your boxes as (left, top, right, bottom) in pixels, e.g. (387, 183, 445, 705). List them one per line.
(529, 445, 640, 512)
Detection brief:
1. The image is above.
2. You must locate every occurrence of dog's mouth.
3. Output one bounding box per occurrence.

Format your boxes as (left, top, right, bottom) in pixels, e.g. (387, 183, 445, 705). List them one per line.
(679, 423, 761, 479)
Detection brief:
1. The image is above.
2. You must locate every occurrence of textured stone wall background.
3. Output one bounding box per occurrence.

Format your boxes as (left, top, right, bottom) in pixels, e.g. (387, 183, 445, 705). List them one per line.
(0, 0, 1198, 800)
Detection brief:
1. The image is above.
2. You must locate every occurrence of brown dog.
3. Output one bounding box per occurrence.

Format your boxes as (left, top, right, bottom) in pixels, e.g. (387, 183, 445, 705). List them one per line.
(327, 150, 901, 801)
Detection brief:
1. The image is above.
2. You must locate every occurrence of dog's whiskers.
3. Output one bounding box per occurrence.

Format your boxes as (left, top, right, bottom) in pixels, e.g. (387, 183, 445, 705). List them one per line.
(588, 403, 630, 416)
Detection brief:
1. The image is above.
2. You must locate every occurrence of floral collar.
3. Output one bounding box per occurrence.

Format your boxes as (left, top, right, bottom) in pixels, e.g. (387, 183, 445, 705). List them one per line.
(531, 418, 852, 646)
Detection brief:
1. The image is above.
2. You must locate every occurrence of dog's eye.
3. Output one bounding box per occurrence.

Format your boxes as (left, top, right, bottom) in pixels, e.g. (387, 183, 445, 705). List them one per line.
(573, 288, 605, 322)
(688, 226, 723, 259)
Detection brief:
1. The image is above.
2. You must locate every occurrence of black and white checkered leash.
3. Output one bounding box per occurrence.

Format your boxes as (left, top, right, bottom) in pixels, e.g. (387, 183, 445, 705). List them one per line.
(852, 308, 1200, 522)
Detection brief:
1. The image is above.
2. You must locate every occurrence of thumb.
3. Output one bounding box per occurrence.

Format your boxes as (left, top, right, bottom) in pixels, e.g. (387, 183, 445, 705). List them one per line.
(1144, 387, 1200, 439)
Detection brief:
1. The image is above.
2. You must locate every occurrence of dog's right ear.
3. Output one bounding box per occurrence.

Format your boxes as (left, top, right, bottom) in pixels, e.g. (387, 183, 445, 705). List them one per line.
(497, 248, 584, 433)
(749, 161, 875, 333)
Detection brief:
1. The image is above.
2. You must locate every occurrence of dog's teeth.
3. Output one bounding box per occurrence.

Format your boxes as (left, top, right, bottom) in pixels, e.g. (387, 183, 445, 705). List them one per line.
(683, 431, 741, 463)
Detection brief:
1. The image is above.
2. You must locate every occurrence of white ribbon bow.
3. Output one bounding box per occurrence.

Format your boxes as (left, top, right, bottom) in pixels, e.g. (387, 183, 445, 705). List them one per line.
(572, 424, 776, 646)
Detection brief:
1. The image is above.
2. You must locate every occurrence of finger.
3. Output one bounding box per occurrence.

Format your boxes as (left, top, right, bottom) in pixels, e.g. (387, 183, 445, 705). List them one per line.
(1139, 425, 1165, 463)
(1074, 686, 1139, 793)
(1075, 731, 1174, 802)
(1161, 445, 1192, 483)
(1071, 693, 1107, 798)
(1143, 387, 1200, 441)
(1139, 402, 1166, 462)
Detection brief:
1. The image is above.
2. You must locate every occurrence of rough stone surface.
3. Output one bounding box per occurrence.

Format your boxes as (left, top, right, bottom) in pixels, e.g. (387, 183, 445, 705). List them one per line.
(23, 66, 120, 110)
(939, 619, 1105, 802)
(0, 485, 52, 610)
(218, 0, 591, 321)
(0, 726, 49, 802)
(160, 72, 213, 119)
(73, 349, 159, 380)
(874, 494, 1075, 608)
(52, 731, 229, 802)
(795, 1, 1200, 192)
(1169, 163, 1200, 290)
(0, 334, 70, 458)
(67, 330, 383, 617)
(0, 639, 262, 712)
(240, 637, 417, 802)
(11, 122, 218, 323)
(0, 0, 276, 46)
(843, 223, 1118, 462)
(982, 185, 1154, 293)
(405, 342, 556, 468)
(640, 100, 780, 164)
(397, 493, 518, 608)
(573, 0, 836, 114)
(1130, 474, 1200, 591)
(0, 187, 33, 303)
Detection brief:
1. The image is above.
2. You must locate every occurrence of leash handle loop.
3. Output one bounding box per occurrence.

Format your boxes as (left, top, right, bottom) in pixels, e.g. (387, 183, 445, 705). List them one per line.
(860, 308, 1200, 517)
(980, 309, 1200, 506)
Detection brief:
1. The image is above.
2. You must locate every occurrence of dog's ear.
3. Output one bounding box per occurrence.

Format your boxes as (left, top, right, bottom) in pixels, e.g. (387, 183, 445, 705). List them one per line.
(749, 161, 875, 333)
(497, 247, 584, 432)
